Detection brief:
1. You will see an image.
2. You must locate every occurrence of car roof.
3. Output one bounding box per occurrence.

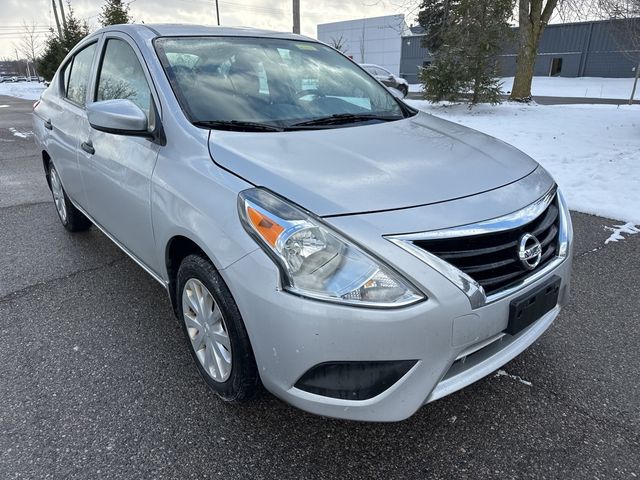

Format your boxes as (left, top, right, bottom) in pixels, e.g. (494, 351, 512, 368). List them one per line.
(93, 23, 314, 41)
(361, 63, 387, 70)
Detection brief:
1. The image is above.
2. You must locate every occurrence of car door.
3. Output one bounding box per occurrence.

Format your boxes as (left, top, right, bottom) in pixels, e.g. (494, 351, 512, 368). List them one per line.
(78, 33, 162, 273)
(47, 40, 99, 208)
(375, 67, 396, 88)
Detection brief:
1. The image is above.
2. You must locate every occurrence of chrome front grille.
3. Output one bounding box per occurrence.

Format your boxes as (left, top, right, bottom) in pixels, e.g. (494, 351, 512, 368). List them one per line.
(412, 195, 560, 297)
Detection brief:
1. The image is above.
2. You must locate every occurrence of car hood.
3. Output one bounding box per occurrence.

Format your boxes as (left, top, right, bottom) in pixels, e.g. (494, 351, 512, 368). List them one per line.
(208, 111, 538, 216)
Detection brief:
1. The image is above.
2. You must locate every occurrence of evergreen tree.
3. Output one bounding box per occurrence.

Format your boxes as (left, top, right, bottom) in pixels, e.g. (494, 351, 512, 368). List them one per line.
(99, 0, 132, 27)
(38, 7, 90, 81)
(417, 0, 460, 53)
(419, 0, 514, 105)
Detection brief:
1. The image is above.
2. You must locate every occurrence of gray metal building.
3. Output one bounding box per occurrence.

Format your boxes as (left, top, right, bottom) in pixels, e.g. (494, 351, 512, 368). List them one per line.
(400, 18, 640, 83)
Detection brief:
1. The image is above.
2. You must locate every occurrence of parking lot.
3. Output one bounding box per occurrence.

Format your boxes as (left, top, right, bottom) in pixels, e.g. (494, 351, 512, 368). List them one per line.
(1, 94, 638, 479)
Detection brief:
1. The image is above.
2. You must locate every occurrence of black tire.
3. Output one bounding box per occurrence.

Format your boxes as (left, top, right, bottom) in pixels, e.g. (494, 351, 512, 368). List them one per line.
(400, 84, 408, 97)
(48, 160, 92, 232)
(177, 254, 260, 403)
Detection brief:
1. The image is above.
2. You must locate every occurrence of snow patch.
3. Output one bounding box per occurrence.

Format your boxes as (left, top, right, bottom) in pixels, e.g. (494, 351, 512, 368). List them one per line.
(409, 76, 639, 100)
(494, 369, 533, 386)
(0, 81, 46, 100)
(500, 76, 639, 100)
(405, 100, 640, 224)
(0, 104, 9, 108)
(604, 223, 640, 244)
(8, 127, 33, 139)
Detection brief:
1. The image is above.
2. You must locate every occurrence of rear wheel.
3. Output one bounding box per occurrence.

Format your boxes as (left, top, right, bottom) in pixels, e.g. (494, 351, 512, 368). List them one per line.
(48, 161, 92, 232)
(399, 84, 408, 97)
(177, 254, 259, 403)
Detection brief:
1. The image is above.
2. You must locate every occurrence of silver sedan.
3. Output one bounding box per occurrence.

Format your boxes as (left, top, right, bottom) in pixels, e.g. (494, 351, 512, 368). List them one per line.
(32, 24, 572, 421)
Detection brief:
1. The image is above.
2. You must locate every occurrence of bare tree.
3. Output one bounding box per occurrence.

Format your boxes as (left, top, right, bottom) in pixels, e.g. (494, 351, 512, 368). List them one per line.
(508, 1, 559, 100)
(15, 20, 44, 78)
(599, 0, 640, 104)
(329, 34, 348, 53)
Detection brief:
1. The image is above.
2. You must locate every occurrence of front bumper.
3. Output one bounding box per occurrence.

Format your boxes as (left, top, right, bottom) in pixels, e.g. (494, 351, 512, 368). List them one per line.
(222, 242, 572, 422)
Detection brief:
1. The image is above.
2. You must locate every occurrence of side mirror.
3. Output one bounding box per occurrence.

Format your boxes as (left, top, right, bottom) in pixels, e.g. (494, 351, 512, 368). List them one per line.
(87, 99, 149, 136)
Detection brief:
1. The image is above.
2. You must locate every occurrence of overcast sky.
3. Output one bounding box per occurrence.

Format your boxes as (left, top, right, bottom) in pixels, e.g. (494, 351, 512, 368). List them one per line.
(0, 0, 409, 59)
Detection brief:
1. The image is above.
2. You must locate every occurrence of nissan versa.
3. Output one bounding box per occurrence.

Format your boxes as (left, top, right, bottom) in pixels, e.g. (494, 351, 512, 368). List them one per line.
(32, 24, 572, 422)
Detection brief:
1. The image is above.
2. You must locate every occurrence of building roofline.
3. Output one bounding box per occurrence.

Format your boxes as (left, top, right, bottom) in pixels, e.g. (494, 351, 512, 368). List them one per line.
(401, 16, 640, 38)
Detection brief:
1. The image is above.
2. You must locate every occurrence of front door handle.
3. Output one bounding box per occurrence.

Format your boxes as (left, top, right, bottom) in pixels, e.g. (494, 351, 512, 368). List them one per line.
(81, 141, 95, 155)
(44, 119, 52, 130)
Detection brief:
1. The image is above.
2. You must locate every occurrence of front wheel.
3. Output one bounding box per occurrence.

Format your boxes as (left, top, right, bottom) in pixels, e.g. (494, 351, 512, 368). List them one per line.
(177, 254, 260, 403)
(48, 161, 92, 232)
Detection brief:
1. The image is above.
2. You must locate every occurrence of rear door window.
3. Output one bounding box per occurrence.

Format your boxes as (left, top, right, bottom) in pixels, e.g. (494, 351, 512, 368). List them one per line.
(65, 43, 97, 106)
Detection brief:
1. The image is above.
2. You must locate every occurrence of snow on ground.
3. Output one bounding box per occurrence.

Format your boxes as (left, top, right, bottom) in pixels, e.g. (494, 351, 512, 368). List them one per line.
(0, 81, 47, 100)
(409, 76, 639, 100)
(494, 369, 533, 387)
(604, 223, 640, 244)
(500, 76, 638, 100)
(406, 99, 640, 224)
(8, 127, 33, 139)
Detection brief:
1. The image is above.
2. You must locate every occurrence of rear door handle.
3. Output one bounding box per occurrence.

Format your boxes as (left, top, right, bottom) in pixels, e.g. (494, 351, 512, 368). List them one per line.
(44, 119, 52, 130)
(81, 141, 95, 155)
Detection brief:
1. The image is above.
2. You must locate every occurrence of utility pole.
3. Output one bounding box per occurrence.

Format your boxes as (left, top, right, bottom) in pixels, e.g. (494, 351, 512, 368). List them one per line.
(215, 0, 220, 25)
(58, 0, 68, 34)
(51, 0, 63, 37)
(292, 0, 300, 34)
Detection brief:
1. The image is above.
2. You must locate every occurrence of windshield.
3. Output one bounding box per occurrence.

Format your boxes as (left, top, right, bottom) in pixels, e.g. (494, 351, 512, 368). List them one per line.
(154, 36, 407, 130)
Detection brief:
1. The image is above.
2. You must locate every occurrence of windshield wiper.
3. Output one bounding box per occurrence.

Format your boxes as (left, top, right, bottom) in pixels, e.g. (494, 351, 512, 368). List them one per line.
(193, 120, 284, 132)
(289, 113, 404, 128)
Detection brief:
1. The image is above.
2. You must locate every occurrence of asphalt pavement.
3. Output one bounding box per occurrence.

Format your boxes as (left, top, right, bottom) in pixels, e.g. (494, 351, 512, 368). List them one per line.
(1, 95, 638, 479)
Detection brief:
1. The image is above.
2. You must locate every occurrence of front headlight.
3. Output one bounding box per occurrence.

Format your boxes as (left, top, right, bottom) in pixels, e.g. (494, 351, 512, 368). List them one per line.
(238, 188, 424, 308)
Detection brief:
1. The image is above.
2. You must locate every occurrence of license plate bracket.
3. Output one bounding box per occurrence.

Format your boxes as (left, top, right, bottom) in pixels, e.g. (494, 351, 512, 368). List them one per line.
(506, 276, 561, 335)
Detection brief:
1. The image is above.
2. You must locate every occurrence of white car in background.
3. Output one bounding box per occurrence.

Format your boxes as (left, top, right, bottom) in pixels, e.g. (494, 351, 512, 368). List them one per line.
(360, 63, 409, 97)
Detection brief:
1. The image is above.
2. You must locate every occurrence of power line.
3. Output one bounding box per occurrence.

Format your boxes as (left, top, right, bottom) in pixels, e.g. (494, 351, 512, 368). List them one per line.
(174, 0, 286, 16)
(0, 25, 52, 29)
(0, 31, 52, 37)
(218, 1, 286, 14)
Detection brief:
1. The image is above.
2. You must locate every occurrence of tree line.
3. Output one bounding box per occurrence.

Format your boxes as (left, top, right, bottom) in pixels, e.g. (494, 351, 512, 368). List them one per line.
(418, 0, 640, 104)
(37, 0, 131, 81)
(418, 0, 564, 103)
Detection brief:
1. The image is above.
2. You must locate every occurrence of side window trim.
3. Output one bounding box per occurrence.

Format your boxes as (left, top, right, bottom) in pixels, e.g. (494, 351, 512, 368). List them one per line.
(93, 32, 162, 120)
(60, 57, 73, 98)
